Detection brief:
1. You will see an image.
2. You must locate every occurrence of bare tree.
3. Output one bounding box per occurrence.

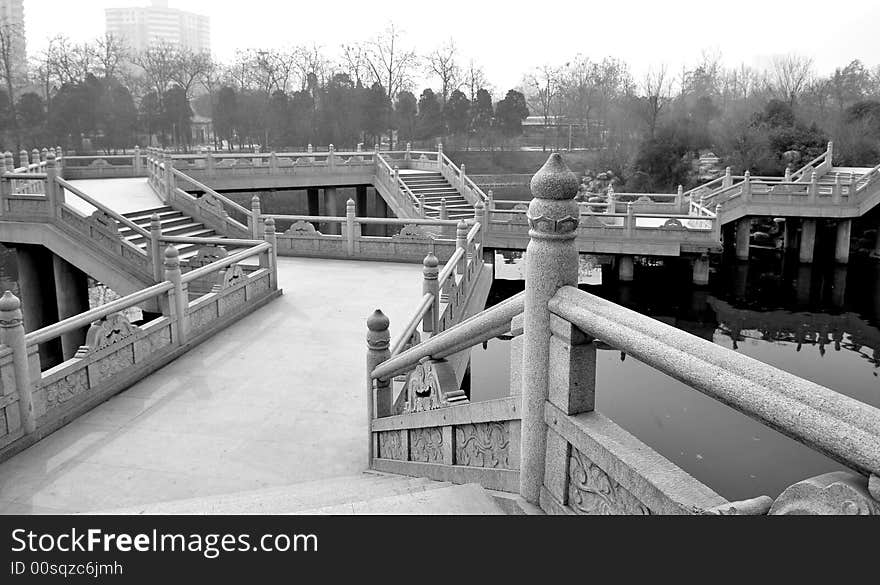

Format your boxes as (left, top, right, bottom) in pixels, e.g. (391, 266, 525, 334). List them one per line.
(341, 43, 372, 87)
(363, 22, 418, 99)
(641, 65, 672, 138)
(768, 54, 814, 106)
(95, 33, 129, 80)
(169, 49, 213, 100)
(426, 39, 460, 104)
(523, 64, 562, 151)
(462, 59, 490, 103)
(0, 20, 24, 147)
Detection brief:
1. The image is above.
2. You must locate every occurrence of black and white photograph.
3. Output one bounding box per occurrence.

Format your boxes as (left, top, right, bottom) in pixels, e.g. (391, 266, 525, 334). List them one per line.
(0, 0, 879, 548)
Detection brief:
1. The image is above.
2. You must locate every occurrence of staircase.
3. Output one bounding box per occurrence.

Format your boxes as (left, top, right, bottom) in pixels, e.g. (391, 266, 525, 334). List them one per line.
(400, 172, 473, 220)
(118, 206, 223, 262)
(92, 472, 518, 515)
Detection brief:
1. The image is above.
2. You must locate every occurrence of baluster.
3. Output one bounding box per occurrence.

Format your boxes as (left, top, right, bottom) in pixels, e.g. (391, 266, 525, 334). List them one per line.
(0, 292, 36, 435)
(366, 309, 392, 466)
(164, 246, 188, 345)
(262, 218, 278, 289)
(520, 153, 581, 503)
(422, 253, 440, 334)
(456, 220, 468, 276)
(346, 198, 356, 256)
(150, 213, 163, 282)
(250, 195, 262, 239)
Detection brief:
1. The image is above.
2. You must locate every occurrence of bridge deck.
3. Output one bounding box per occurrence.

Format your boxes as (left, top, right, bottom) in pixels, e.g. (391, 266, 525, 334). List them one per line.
(0, 257, 424, 513)
(66, 177, 164, 216)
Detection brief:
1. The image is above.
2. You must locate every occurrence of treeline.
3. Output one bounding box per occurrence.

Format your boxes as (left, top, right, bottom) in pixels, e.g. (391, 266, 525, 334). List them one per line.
(1, 22, 880, 192)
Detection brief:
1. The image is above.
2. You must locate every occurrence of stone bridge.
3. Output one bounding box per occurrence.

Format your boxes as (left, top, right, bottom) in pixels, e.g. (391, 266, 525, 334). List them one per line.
(0, 147, 877, 514)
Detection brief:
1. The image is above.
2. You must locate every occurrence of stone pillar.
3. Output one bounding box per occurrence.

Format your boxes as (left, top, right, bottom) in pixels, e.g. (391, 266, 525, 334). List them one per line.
(692, 254, 710, 286)
(734, 262, 749, 299)
(422, 254, 440, 334)
(455, 220, 468, 275)
(150, 214, 163, 282)
(164, 246, 187, 345)
(520, 153, 580, 504)
(0, 292, 36, 434)
(366, 309, 392, 465)
(250, 195, 262, 239)
(800, 219, 817, 264)
(45, 153, 61, 208)
(19, 149, 28, 169)
(263, 218, 278, 290)
(15, 245, 61, 368)
(736, 218, 751, 260)
(323, 187, 340, 235)
(52, 255, 89, 360)
(31, 149, 39, 166)
(618, 255, 634, 282)
(307, 187, 320, 231)
(346, 198, 357, 256)
(835, 219, 852, 265)
(795, 265, 812, 306)
(783, 219, 798, 251)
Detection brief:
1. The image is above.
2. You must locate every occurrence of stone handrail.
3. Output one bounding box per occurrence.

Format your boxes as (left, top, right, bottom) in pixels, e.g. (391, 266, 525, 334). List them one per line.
(790, 141, 834, 182)
(0, 229, 281, 461)
(56, 177, 151, 239)
(550, 285, 880, 478)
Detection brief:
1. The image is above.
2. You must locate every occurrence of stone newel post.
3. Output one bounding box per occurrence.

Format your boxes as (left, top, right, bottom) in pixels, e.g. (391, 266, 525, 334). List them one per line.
(164, 246, 188, 345)
(250, 195, 262, 239)
(19, 150, 28, 170)
(345, 198, 357, 256)
(439, 198, 448, 220)
(455, 220, 468, 275)
(45, 153, 61, 209)
(520, 153, 580, 503)
(262, 218, 277, 288)
(31, 149, 39, 166)
(366, 309, 392, 464)
(150, 213, 163, 282)
(474, 201, 486, 246)
(437, 142, 444, 170)
(0, 291, 36, 435)
(422, 254, 440, 334)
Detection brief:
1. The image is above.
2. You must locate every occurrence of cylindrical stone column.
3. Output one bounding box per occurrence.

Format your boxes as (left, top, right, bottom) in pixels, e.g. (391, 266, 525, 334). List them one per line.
(736, 218, 751, 261)
(324, 187, 340, 235)
(835, 219, 852, 264)
(618, 255, 634, 282)
(800, 219, 817, 264)
(52, 255, 90, 360)
(0, 292, 36, 434)
(520, 153, 580, 503)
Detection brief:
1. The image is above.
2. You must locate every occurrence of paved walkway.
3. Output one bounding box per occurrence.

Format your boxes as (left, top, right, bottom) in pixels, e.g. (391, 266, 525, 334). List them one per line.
(0, 257, 424, 513)
(66, 178, 164, 216)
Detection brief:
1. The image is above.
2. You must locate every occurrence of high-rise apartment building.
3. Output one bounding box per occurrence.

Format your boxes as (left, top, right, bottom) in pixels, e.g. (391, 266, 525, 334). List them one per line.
(0, 0, 27, 86)
(105, 0, 210, 55)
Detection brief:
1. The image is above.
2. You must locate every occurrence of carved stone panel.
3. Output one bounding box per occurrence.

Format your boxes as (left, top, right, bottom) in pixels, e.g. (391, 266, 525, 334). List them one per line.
(76, 313, 140, 358)
(392, 224, 433, 241)
(567, 446, 650, 515)
(188, 302, 219, 332)
(378, 430, 407, 460)
(402, 359, 462, 414)
(90, 210, 119, 234)
(410, 427, 444, 463)
(454, 422, 510, 468)
(188, 245, 228, 269)
(769, 471, 880, 515)
(89, 346, 136, 385)
(661, 218, 684, 230)
(44, 369, 89, 410)
(284, 220, 320, 236)
(133, 325, 172, 364)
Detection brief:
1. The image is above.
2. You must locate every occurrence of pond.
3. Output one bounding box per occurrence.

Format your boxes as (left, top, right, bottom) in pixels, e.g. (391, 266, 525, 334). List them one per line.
(470, 251, 880, 501)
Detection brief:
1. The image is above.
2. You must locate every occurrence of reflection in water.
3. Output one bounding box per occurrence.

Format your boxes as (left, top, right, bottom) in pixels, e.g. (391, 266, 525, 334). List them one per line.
(472, 253, 880, 500)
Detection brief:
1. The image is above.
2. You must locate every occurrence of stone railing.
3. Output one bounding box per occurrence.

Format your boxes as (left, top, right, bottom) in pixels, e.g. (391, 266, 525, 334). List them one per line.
(364, 152, 880, 514)
(0, 236, 281, 462)
(60, 148, 146, 179)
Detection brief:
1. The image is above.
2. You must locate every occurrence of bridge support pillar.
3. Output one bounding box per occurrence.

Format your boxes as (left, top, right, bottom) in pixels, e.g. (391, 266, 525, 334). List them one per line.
(735, 218, 750, 260)
(831, 266, 847, 308)
(783, 219, 798, 251)
(835, 219, 852, 264)
(52, 255, 90, 360)
(15, 245, 62, 368)
(618, 255, 634, 282)
(323, 187, 340, 235)
(692, 255, 710, 286)
(799, 219, 817, 264)
(520, 154, 580, 504)
(307, 188, 320, 231)
(356, 185, 368, 216)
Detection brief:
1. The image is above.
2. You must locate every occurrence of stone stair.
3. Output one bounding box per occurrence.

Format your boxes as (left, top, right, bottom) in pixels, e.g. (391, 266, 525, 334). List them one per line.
(118, 206, 223, 262)
(400, 172, 474, 220)
(90, 472, 510, 515)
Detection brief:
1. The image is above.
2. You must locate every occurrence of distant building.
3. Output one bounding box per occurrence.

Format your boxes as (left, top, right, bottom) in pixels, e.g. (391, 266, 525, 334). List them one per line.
(0, 0, 27, 87)
(105, 0, 211, 55)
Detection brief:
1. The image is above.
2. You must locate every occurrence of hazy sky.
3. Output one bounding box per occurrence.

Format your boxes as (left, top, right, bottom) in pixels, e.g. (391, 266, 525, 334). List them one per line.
(23, 0, 880, 92)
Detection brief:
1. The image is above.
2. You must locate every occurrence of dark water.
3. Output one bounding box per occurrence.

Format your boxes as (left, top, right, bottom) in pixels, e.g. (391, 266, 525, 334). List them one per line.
(471, 251, 880, 501)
